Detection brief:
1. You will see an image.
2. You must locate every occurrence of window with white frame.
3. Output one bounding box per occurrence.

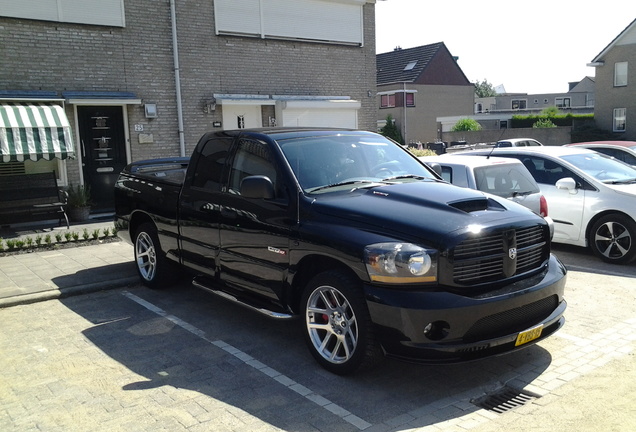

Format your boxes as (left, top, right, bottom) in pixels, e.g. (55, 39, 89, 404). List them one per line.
(613, 108, 626, 132)
(0, 0, 125, 27)
(614, 62, 628, 87)
(380, 94, 396, 108)
(214, 0, 366, 46)
(511, 99, 527, 110)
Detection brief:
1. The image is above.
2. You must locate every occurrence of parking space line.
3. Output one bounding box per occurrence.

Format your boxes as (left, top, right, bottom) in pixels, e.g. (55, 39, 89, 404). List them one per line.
(122, 291, 373, 431)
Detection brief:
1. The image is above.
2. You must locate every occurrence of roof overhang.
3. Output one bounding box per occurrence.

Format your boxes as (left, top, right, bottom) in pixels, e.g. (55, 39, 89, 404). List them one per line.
(63, 91, 141, 105)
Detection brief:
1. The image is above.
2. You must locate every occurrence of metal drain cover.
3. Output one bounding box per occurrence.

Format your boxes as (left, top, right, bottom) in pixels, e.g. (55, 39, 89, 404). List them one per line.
(472, 386, 539, 413)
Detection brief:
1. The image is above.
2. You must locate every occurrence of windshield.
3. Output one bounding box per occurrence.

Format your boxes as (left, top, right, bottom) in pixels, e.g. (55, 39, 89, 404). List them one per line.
(474, 164, 539, 198)
(561, 152, 636, 183)
(277, 133, 436, 193)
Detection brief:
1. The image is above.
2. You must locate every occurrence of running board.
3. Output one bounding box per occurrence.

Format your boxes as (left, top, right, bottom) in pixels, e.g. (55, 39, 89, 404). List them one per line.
(192, 277, 294, 320)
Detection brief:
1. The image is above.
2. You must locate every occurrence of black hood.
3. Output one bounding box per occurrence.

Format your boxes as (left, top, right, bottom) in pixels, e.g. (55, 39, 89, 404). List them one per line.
(309, 181, 542, 246)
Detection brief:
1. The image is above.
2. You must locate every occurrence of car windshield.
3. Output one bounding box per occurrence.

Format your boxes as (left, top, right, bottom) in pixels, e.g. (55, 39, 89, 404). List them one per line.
(561, 152, 636, 183)
(474, 164, 539, 198)
(277, 133, 436, 193)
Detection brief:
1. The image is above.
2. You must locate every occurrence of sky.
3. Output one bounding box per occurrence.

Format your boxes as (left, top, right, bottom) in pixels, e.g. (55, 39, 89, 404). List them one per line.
(375, 1, 636, 94)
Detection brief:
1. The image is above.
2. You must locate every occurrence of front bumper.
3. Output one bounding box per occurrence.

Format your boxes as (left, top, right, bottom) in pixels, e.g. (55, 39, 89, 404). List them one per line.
(364, 254, 567, 363)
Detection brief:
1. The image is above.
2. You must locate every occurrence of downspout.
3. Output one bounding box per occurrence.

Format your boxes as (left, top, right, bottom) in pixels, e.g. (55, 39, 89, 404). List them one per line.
(402, 81, 407, 145)
(170, 0, 186, 157)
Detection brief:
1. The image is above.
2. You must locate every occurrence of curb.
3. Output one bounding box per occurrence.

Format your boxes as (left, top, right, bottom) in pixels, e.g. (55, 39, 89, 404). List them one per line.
(0, 276, 139, 309)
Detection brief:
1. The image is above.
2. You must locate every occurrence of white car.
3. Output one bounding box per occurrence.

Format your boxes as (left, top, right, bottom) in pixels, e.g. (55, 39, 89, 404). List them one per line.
(566, 141, 636, 168)
(495, 138, 543, 148)
(421, 154, 550, 213)
(454, 146, 636, 264)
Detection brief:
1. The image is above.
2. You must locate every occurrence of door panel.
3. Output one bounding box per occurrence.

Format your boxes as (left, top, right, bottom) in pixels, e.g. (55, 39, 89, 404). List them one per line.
(77, 106, 127, 211)
(217, 138, 292, 302)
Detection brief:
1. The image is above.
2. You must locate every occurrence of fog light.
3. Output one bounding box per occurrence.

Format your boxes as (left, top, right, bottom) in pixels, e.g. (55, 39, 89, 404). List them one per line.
(424, 321, 450, 341)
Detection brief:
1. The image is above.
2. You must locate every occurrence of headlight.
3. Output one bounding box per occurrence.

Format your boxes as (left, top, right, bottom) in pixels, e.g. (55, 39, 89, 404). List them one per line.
(364, 243, 437, 284)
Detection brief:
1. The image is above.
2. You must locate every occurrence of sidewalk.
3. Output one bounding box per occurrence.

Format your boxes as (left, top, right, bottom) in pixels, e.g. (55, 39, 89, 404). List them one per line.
(0, 218, 139, 308)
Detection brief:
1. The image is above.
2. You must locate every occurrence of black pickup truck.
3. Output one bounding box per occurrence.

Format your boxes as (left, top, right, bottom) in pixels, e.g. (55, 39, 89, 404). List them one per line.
(115, 128, 567, 375)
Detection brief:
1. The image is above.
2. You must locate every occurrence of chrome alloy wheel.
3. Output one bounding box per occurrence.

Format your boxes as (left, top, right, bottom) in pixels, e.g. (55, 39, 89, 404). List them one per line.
(135, 231, 157, 281)
(305, 286, 358, 365)
(594, 220, 632, 261)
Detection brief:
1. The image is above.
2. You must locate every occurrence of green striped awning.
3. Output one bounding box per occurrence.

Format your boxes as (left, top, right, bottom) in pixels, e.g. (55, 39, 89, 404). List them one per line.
(0, 103, 75, 162)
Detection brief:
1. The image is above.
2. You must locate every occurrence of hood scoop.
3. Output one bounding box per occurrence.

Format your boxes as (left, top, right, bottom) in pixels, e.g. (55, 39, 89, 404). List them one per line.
(449, 197, 504, 213)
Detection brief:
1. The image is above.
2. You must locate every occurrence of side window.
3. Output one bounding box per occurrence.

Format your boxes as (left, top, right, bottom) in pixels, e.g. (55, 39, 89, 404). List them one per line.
(228, 138, 279, 196)
(440, 166, 452, 183)
(191, 137, 233, 190)
(526, 157, 583, 187)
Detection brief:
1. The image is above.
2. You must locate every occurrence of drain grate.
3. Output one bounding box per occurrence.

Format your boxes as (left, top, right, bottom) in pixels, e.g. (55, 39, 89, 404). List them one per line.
(472, 386, 539, 413)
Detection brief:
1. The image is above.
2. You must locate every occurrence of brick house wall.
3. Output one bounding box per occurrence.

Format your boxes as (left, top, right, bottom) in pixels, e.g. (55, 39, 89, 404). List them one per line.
(1, 0, 377, 201)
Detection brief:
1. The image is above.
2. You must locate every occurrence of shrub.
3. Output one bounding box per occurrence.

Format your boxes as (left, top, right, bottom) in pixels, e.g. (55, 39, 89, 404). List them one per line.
(45, 234, 52, 245)
(64, 232, 72, 241)
(451, 118, 482, 132)
(380, 115, 404, 144)
(408, 148, 438, 157)
(55, 233, 63, 243)
(92, 229, 100, 240)
(533, 118, 557, 128)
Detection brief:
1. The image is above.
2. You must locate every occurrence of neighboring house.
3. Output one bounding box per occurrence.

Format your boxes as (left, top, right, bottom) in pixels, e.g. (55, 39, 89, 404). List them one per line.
(589, 18, 636, 141)
(0, 0, 377, 213)
(474, 77, 595, 117)
(376, 42, 474, 145)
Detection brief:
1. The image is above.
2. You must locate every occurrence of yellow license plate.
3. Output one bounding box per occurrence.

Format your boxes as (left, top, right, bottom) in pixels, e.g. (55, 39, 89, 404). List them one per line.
(515, 325, 543, 346)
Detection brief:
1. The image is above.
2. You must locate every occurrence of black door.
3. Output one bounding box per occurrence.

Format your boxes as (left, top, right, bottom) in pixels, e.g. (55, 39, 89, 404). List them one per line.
(77, 106, 127, 212)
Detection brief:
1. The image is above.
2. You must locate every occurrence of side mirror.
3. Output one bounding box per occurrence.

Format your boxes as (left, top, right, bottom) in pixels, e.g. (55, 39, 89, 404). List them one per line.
(240, 175, 275, 199)
(555, 177, 577, 192)
(426, 162, 442, 177)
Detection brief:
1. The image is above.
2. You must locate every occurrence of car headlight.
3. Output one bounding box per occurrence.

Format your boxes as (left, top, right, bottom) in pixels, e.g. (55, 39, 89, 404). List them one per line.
(364, 243, 437, 284)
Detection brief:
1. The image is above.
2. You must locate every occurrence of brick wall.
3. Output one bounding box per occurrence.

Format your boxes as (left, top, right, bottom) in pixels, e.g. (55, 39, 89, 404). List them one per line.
(1, 1, 377, 181)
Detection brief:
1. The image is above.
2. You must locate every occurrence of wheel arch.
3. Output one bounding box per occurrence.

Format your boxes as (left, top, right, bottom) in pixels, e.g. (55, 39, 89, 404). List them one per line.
(287, 254, 364, 315)
(128, 210, 157, 240)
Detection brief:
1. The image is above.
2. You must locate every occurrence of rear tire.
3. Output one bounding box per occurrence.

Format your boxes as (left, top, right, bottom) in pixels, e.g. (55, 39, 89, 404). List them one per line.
(134, 222, 176, 289)
(301, 270, 382, 375)
(588, 214, 636, 264)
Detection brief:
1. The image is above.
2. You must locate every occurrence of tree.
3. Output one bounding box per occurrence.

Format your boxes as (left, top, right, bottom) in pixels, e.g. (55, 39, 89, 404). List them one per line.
(451, 118, 482, 132)
(539, 106, 560, 117)
(474, 79, 497, 98)
(380, 115, 403, 144)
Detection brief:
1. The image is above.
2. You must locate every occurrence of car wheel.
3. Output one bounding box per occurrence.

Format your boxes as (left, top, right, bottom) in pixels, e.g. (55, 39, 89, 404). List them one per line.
(301, 270, 381, 375)
(589, 214, 636, 264)
(134, 222, 174, 288)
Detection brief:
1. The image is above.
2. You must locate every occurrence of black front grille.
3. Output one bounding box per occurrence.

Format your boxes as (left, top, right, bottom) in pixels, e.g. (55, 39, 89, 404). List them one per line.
(464, 295, 558, 342)
(452, 225, 548, 284)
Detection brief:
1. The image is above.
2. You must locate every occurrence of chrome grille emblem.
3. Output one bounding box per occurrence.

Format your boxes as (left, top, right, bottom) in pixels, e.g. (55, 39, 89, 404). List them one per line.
(508, 248, 517, 260)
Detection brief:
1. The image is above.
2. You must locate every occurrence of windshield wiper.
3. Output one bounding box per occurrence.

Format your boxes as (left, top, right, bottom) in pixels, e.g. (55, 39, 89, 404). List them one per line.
(381, 174, 432, 182)
(603, 178, 636, 185)
(307, 180, 380, 193)
(511, 191, 533, 197)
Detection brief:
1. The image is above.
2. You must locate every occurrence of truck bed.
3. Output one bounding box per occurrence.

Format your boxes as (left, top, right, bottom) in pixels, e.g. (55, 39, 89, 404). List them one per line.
(123, 157, 189, 186)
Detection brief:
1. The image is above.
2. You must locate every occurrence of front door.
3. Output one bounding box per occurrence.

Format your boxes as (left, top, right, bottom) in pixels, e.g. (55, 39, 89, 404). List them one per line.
(77, 106, 127, 212)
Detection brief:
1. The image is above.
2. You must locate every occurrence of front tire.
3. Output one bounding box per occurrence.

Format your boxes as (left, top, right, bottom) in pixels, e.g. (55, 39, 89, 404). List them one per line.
(301, 270, 381, 375)
(134, 222, 174, 289)
(589, 214, 636, 264)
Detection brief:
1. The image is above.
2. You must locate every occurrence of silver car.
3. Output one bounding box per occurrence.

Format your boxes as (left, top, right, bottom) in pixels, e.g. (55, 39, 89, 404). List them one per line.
(455, 146, 636, 264)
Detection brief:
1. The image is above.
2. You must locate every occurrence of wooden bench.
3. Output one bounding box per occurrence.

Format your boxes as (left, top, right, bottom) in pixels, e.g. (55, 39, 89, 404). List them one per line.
(0, 172, 69, 228)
